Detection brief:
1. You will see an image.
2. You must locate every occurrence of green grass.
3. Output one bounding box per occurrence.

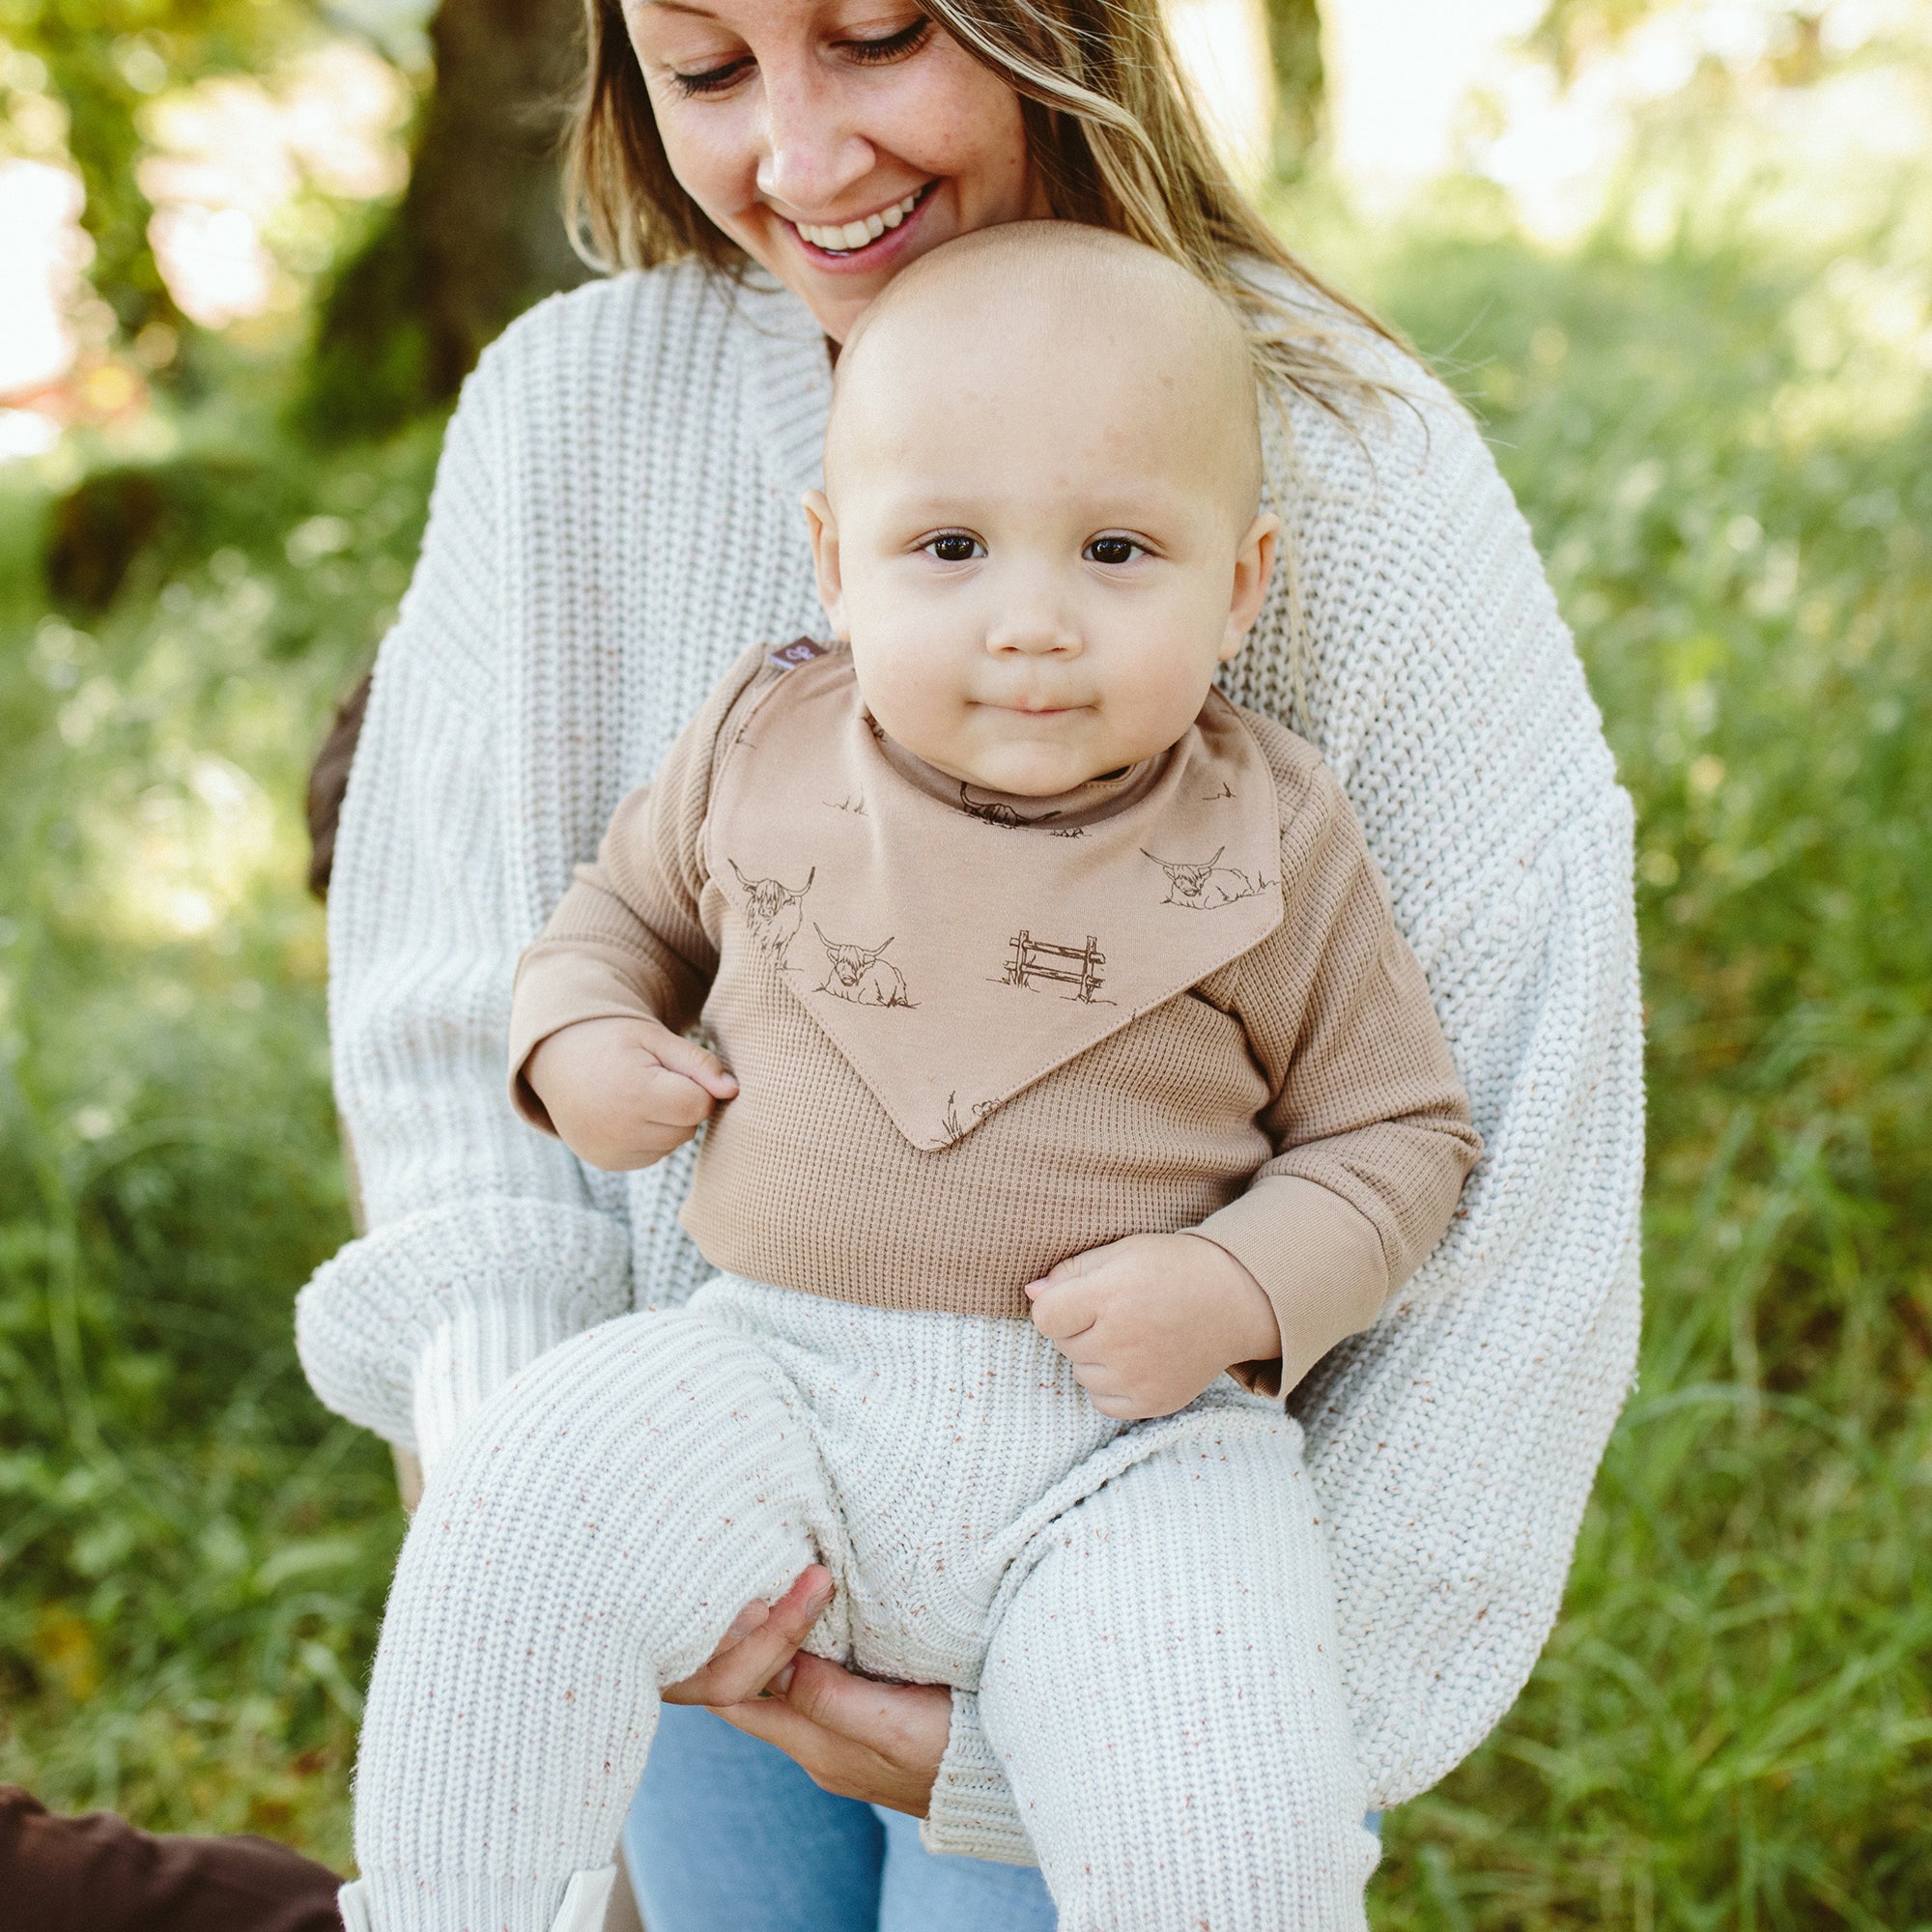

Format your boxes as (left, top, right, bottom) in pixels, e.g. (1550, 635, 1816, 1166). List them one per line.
(1339, 208, 1932, 1927)
(2, 185, 1928, 1928)
(0, 415, 440, 1861)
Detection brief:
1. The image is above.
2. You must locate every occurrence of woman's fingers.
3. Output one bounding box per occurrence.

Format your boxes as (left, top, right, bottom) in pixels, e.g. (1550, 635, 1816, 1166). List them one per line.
(783, 1656, 951, 1761)
(709, 1597, 772, 1656)
(713, 1657, 952, 1814)
(661, 1566, 832, 1707)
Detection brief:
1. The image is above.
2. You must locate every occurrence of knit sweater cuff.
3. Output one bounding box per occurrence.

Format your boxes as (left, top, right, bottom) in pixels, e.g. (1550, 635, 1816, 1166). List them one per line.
(919, 1690, 1038, 1866)
(340, 1864, 616, 1932)
(1190, 1176, 1391, 1400)
(295, 1196, 632, 1468)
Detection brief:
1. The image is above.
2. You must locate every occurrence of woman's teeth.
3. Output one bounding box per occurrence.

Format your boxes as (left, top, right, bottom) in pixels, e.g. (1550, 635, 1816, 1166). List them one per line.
(795, 187, 923, 255)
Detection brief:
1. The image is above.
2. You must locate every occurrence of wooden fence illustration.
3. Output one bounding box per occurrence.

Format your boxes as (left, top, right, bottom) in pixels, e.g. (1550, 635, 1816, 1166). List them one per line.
(1003, 930, 1108, 1003)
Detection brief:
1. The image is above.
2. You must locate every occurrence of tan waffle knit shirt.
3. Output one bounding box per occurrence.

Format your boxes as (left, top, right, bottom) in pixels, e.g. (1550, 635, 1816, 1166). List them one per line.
(510, 641, 1481, 1382)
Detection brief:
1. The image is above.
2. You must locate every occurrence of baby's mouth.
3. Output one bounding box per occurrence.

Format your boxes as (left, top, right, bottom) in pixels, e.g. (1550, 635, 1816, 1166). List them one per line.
(980, 698, 1091, 721)
(789, 183, 934, 257)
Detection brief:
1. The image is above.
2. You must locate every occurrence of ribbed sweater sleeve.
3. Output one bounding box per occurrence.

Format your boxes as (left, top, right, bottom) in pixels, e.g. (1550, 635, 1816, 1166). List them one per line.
(294, 348, 633, 1468)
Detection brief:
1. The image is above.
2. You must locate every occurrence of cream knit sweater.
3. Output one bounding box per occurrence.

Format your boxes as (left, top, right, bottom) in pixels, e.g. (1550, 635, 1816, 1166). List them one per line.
(296, 259, 1643, 1831)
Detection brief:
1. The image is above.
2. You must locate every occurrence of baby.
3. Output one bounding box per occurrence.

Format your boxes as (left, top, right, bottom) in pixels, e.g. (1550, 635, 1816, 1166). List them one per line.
(341, 224, 1480, 1932)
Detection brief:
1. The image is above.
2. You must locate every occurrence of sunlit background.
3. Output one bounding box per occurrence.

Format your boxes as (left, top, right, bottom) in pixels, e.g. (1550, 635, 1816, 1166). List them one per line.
(1, 2, 1927, 1925)
(9, 1, 1922, 457)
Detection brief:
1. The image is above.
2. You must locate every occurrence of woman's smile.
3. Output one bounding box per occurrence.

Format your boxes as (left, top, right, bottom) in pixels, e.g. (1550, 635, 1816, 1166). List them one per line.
(624, 0, 1045, 338)
(783, 180, 939, 271)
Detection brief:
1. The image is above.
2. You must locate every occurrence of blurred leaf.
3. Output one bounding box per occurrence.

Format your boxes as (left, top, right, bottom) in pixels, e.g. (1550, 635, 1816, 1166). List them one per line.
(8, 0, 321, 332)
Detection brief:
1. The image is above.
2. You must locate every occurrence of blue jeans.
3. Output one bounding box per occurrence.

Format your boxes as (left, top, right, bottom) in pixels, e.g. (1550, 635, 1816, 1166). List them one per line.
(624, 1704, 1060, 1931)
(626, 1704, 1383, 1929)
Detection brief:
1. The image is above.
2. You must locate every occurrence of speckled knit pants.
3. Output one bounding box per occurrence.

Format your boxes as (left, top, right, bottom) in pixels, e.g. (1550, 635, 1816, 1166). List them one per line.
(346, 1277, 1377, 1932)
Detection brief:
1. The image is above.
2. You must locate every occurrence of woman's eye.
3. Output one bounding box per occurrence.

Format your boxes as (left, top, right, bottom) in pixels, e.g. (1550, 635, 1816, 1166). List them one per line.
(923, 533, 983, 563)
(840, 18, 933, 65)
(1085, 536, 1144, 566)
(667, 56, 753, 98)
(666, 18, 924, 99)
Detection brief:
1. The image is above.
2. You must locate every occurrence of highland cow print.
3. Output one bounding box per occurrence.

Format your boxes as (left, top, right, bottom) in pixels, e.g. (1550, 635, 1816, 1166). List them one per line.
(957, 783, 1064, 830)
(728, 858, 814, 965)
(1141, 847, 1270, 909)
(814, 925, 913, 1007)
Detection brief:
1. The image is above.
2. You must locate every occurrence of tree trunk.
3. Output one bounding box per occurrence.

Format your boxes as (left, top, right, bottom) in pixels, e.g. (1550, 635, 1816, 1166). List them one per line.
(301, 0, 590, 439)
(1264, 0, 1325, 169)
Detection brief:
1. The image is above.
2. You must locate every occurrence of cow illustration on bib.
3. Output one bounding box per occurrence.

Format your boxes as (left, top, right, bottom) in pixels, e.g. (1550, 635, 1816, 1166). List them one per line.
(814, 926, 913, 1008)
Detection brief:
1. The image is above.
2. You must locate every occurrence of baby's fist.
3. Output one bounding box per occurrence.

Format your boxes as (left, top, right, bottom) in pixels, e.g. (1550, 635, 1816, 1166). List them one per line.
(1024, 1233, 1280, 1420)
(523, 1015, 738, 1171)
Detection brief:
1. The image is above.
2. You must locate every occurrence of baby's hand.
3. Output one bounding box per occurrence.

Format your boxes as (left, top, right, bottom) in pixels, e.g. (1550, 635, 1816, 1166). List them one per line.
(1025, 1233, 1280, 1420)
(524, 1015, 738, 1172)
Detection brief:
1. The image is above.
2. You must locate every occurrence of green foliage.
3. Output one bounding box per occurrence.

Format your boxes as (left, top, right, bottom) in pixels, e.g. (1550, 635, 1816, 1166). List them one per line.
(296, 207, 440, 441)
(1261, 0, 1324, 171)
(0, 414, 441, 1861)
(2, 0, 319, 331)
(1334, 204, 1932, 1932)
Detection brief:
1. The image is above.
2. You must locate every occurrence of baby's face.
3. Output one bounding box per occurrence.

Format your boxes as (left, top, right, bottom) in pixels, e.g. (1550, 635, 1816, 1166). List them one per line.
(806, 292, 1277, 797)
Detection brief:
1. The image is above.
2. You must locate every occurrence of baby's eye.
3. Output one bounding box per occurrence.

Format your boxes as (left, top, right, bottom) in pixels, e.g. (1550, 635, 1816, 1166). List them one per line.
(922, 532, 984, 563)
(1084, 535, 1145, 566)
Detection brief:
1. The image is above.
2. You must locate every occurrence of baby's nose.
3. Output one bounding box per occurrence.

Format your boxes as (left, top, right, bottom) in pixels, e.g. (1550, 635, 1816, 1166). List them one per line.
(986, 606, 1081, 658)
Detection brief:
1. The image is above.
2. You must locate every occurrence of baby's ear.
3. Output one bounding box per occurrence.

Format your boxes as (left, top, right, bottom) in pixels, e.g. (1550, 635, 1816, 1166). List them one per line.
(1221, 510, 1282, 660)
(802, 490, 850, 640)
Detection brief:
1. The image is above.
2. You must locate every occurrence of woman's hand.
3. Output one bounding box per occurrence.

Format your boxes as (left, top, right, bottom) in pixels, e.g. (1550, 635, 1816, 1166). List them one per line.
(661, 1567, 952, 1816)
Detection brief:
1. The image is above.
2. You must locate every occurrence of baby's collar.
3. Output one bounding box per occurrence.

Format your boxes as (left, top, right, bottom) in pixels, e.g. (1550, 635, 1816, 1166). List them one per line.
(868, 724, 1178, 833)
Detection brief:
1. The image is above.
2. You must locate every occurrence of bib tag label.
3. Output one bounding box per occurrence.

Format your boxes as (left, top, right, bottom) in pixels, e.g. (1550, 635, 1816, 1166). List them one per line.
(768, 637, 832, 671)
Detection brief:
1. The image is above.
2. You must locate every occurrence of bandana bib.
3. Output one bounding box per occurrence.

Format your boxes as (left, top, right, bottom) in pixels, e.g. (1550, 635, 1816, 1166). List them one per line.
(705, 648, 1283, 1151)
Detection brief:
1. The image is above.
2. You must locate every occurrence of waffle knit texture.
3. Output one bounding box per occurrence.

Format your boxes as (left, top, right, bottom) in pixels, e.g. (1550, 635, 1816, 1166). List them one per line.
(346, 1278, 1379, 1932)
(508, 649, 1480, 1359)
(294, 260, 1643, 1821)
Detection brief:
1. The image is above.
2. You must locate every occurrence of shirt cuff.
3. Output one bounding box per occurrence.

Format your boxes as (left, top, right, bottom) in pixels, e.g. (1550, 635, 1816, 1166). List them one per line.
(507, 945, 675, 1132)
(1190, 1175, 1392, 1399)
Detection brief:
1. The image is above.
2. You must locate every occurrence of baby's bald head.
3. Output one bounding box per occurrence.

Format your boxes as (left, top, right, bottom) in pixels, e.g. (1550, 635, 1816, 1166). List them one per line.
(824, 222, 1263, 528)
(804, 223, 1283, 800)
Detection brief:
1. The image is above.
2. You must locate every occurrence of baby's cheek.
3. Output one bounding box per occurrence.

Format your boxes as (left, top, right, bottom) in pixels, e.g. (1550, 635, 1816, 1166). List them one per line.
(1111, 652, 1220, 757)
(851, 633, 968, 744)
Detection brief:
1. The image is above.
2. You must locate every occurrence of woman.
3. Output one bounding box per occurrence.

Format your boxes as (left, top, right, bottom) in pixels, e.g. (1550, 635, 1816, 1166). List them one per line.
(298, 0, 1643, 1923)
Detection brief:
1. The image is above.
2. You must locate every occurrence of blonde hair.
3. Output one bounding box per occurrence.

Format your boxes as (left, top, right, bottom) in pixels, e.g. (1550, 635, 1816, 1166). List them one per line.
(565, 0, 1405, 420)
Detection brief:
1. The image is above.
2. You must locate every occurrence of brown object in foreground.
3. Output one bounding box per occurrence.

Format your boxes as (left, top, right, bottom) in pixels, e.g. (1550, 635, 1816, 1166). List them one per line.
(0, 1785, 343, 1931)
(306, 671, 373, 901)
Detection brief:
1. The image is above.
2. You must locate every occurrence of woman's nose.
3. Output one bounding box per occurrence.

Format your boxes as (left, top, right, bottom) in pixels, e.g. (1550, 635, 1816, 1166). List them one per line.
(755, 64, 876, 213)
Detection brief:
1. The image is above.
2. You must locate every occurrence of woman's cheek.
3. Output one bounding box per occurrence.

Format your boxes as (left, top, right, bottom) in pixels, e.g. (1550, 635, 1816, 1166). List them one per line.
(878, 43, 1031, 213)
(653, 99, 754, 224)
